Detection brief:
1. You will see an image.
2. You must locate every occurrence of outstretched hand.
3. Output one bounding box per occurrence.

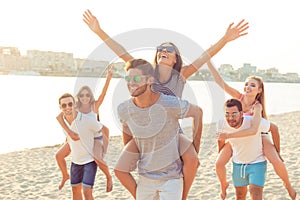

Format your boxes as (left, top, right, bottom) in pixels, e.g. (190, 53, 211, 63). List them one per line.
(224, 19, 249, 42)
(83, 9, 101, 34)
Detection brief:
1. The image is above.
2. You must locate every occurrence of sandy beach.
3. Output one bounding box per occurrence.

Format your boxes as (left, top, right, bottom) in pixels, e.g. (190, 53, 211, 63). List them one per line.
(0, 111, 299, 199)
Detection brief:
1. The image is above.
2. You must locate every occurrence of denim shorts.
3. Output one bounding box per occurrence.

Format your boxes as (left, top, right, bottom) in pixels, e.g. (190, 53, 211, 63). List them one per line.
(232, 161, 267, 187)
(71, 161, 97, 188)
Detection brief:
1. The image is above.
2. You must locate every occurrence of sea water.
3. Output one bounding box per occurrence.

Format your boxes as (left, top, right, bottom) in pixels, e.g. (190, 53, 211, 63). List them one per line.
(0, 75, 299, 154)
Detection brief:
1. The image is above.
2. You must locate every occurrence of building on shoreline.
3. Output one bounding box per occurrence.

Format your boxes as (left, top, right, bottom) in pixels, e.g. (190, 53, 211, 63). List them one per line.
(1, 46, 299, 83)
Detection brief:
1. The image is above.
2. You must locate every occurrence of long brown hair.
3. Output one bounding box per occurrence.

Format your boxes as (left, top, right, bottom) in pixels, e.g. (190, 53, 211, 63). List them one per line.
(246, 76, 267, 119)
(153, 42, 183, 73)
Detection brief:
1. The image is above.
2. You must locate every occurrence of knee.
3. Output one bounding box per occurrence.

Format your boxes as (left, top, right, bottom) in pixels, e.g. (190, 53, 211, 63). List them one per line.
(215, 158, 226, 169)
(55, 151, 64, 161)
(184, 155, 200, 169)
(83, 188, 93, 199)
(270, 122, 279, 132)
(102, 126, 109, 136)
(269, 157, 283, 166)
(114, 168, 124, 180)
(249, 186, 263, 198)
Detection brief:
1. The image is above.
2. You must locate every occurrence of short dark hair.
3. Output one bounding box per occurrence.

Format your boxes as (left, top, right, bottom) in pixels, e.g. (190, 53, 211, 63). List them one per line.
(58, 93, 74, 104)
(225, 98, 243, 112)
(124, 58, 154, 76)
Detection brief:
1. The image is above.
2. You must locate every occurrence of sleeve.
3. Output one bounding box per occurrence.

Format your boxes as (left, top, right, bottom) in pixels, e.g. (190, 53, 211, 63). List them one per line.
(216, 119, 226, 133)
(117, 102, 127, 124)
(172, 97, 190, 119)
(88, 119, 103, 133)
(259, 118, 271, 133)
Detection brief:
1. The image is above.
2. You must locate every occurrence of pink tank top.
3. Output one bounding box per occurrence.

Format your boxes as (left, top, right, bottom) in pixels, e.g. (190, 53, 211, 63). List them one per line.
(239, 94, 260, 116)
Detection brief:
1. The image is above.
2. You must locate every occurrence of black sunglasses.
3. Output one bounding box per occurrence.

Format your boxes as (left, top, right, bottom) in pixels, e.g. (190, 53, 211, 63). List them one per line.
(61, 102, 73, 108)
(157, 45, 176, 53)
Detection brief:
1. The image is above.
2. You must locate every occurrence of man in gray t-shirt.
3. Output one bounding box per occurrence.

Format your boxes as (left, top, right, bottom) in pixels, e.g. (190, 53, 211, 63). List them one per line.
(114, 59, 202, 200)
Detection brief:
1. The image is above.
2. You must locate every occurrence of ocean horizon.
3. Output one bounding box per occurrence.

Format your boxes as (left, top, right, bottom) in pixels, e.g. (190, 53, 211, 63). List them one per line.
(1, 75, 300, 154)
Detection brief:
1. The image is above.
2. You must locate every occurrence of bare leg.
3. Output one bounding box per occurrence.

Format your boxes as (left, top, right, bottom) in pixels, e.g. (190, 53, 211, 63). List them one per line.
(114, 140, 139, 199)
(101, 126, 109, 154)
(178, 134, 199, 200)
(93, 126, 113, 192)
(235, 186, 247, 200)
(83, 187, 94, 200)
(94, 156, 113, 192)
(249, 184, 263, 200)
(72, 185, 83, 200)
(216, 142, 232, 199)
(263, 136, 296, 199)
(55, 142, 71, 190)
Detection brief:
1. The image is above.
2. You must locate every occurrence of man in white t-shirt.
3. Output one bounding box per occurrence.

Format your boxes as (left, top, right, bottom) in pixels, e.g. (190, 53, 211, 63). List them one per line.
(217, 98, 270, 200)
(58, 93, 102, 200)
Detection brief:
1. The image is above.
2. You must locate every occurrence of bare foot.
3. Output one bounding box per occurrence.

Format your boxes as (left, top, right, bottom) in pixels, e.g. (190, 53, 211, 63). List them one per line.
(288, 187, 297, 200)
(58, 174, 70, 190)
(106, 176, 113, 192)
(284, 183, 296, 200)
(220, 182, 229, 200)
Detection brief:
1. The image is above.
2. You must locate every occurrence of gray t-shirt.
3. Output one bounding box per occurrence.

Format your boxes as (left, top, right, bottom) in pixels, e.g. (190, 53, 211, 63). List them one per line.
(117, 94, 190, 180)
(152, 66, 185, 98)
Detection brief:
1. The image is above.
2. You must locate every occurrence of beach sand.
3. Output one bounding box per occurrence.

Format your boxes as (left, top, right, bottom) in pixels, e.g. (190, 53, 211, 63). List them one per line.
(0, 111, 299, 199)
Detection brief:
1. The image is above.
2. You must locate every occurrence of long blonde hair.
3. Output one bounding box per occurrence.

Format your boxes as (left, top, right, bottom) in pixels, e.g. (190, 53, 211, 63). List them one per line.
(75, 86, 95, 108)
(246, 76, 267, 119)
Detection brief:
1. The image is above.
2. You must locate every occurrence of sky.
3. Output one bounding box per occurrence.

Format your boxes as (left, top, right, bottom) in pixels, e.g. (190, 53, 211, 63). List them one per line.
(1, 0, 300, 74)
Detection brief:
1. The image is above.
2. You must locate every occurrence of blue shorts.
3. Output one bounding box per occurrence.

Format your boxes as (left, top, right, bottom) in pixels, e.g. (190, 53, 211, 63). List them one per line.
(232, 161, 266, 187)
(71, 161, 97, 188)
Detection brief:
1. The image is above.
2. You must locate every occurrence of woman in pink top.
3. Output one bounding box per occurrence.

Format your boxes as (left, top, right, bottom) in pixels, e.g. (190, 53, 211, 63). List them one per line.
(207, 60, 296, 200)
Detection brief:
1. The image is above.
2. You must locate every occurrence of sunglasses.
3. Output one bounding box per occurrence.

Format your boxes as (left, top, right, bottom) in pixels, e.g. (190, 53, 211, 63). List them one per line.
(124, 75, 147, 83)
(225, 112, 240, 119)
(61, 102, 73, 108)
(79, 93, 91, 98)
(157, 45, 176, 53)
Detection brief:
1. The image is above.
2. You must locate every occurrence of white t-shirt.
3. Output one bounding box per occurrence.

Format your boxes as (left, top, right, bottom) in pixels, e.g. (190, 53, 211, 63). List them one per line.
(63, 112, 103, 165)
(217, 116, 270, 164)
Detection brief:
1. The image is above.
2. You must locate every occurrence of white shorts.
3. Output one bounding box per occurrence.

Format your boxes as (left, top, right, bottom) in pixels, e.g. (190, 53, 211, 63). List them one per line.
(136, 176, 183, 200)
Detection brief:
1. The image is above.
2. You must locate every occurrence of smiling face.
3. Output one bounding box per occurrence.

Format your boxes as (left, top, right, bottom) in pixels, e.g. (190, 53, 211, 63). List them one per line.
(225, 105, 243, 128)
(243, 78, 262, 97)
(59, 97, 75, 116)
(156, 44, 177, 67)
(125, 68, 149, 97)
(78, 89, 91, 105)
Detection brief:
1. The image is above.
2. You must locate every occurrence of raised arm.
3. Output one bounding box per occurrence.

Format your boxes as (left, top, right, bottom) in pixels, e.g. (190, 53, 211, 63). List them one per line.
(56, 112, 80, 141)
(206, 60, 241, 99)
(181, 20, 249, 79)
(218, 103, 263, 139)
(185, 104, 203, 154)
(83, 9, 134, 62)
(94, 65, 114, 111)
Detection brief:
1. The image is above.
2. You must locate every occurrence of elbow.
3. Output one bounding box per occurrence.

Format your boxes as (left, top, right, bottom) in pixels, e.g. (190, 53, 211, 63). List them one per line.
(197, 106, 203, 117)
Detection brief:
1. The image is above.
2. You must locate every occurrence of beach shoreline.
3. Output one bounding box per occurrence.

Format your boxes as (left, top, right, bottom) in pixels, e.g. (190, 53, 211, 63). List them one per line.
(0, 111, 299, 199)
